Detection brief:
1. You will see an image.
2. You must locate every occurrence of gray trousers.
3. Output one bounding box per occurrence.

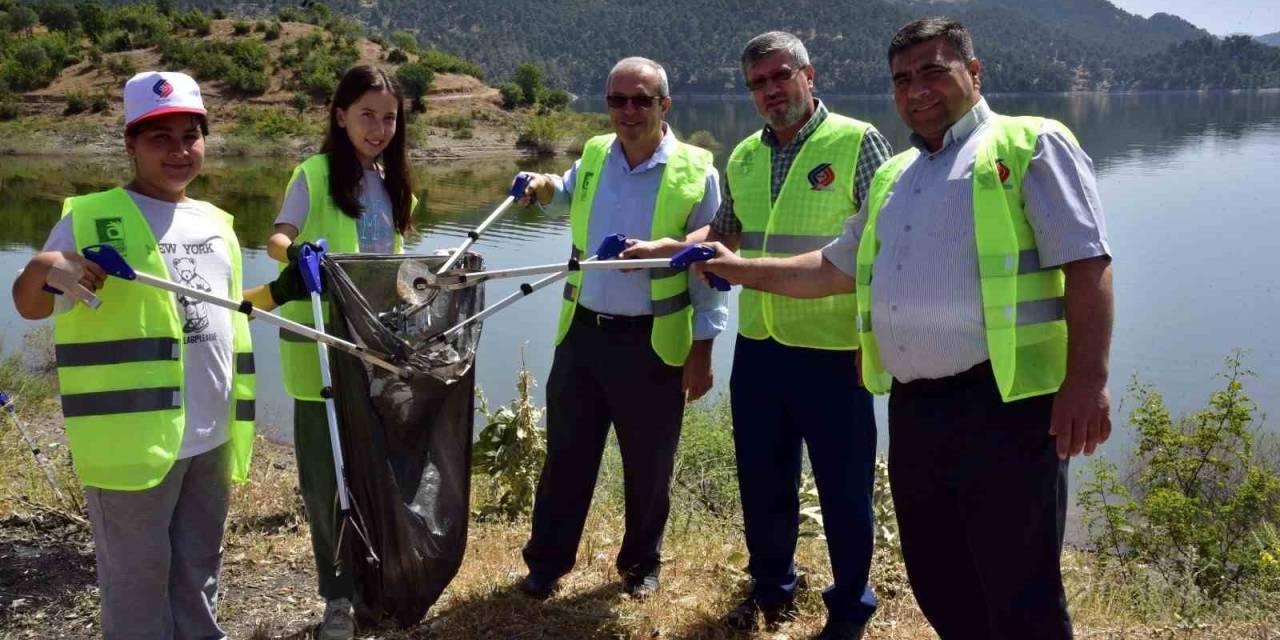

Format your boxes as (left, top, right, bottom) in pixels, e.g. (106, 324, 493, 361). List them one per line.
(85, 443, 232, 640)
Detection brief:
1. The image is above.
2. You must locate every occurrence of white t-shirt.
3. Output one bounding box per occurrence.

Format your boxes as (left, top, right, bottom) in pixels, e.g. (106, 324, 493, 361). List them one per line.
(275, 168, 396, 253)
(44, 190, 235, 459)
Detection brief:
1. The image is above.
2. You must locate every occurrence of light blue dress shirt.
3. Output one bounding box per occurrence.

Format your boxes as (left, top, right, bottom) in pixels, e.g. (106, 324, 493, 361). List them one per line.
(821, 99, 1110, 382)
(545, 125, 728, 341)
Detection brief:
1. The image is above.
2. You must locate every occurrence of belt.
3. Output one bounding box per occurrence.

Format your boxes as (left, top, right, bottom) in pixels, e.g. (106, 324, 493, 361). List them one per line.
(573, 306, 653, 330)
(893, 361, 994, 395)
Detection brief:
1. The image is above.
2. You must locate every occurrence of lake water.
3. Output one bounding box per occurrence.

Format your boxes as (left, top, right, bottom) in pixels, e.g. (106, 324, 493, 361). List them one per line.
(1, 92, 1278, 465)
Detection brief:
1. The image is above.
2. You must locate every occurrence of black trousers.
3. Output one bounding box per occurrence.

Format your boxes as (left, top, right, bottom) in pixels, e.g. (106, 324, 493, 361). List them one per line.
(888, 363, 1071, 640)
(522, 310, 684, 580)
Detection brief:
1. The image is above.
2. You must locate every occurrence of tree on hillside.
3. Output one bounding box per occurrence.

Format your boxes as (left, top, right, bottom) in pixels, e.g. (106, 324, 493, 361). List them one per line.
(36, 3, 79, 33)
(7, 6, 37, 36)
(76, 0, 107, 40)
(395, 61, 434, 112)
(512, 63, 544, 107)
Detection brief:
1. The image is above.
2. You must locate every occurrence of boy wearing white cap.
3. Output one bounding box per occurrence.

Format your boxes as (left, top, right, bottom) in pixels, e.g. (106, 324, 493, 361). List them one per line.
(11, 71, 309, 639)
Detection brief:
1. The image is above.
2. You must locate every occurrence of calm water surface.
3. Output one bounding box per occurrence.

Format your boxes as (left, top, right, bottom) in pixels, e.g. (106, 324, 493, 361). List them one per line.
(2, 93, 1278, 467)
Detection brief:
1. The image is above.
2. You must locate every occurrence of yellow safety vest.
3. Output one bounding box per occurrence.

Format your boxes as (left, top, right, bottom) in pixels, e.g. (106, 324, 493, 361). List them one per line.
(276, 154, 407, 400)
(554, 134, 713, 366)
(856, 115, 1075, 401)
(727, 113, 870, 349)
(54, 187, 255, 490)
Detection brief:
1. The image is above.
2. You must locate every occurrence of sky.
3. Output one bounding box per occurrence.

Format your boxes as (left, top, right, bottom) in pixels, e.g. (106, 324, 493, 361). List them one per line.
(1109, 0, 1280, 36)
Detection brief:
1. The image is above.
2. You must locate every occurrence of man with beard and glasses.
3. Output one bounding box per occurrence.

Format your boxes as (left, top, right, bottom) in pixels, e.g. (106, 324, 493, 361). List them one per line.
(624, 31, 892, 640)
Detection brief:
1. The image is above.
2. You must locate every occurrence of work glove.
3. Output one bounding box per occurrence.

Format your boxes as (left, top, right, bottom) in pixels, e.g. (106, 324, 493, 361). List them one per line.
(268, 258, 310, 305)
(285, 240, 322, 262)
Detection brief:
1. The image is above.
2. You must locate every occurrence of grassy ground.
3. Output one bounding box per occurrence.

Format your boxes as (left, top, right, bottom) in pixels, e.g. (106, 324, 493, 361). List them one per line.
(0, 335, 1277, 638)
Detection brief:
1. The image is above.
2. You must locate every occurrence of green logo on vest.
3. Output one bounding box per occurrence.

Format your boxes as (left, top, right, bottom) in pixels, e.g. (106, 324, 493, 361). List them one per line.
(581, 171, 595, 193)
(95, 217, 126, 256)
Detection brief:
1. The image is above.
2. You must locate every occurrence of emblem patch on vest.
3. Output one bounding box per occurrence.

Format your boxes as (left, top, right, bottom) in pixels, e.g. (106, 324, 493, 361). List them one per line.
(95, 217, 127, 256)
(581, 171, 595, 194)
(808, 163, 835, 191)
(996, 159, 1011, 184)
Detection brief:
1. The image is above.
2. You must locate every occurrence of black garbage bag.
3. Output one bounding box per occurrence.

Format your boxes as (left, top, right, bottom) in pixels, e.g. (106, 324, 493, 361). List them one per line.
(319, 252, 485, 628)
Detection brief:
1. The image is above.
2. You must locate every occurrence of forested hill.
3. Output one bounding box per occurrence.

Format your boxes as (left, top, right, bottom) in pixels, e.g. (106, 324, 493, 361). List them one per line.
(1259, 32, 1280, 47)
(106, 0, 1280, 94)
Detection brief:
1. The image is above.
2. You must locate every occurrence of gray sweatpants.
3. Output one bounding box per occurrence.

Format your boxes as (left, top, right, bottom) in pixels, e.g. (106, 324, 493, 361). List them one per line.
(84, 443, 232, 640)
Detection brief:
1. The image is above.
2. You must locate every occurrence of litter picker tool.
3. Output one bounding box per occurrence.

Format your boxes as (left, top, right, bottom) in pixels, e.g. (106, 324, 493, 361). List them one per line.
(427, 239, 730, 345)
(0, 391, 69, 505)
(75, 244, 407, 378)
(381, 174, 532, 330)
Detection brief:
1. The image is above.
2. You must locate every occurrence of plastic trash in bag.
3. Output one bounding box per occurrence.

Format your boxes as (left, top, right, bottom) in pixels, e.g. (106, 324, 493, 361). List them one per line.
(320, 251, 484, 628)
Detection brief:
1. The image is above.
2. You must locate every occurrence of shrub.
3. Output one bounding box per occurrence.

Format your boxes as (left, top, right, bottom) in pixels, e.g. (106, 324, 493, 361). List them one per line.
(263, 20, 281, 41)
(686, 129, 722, 151)
(64, 90, 88, 115)
(225, 66, 269, 95)
(386, 48, 409, 64)
(388, 29, 417, 54)
(536, 87, 570, 112)
(173, 9, 210, 35)
(512, 63, 544, 107)
(431, 112, 472, 130)
(231, 19, 251, 36)
(103, 53, 136, 81)
(498, 82, 523, 110)
(290, 91, 310, 114)
(416, 48, 484, 79)
(395, 62, 434, 112)
(89, 89, 110, 113)
(472, 363, 546, 521)
(77, 1, 108, 41)
(516, 113, 564, 155)
(100, 29, 131, 53)
(37, 3, 79, 32)
(253, 19, 267, 33)
(211, 8, 225, 19)
(454, 126, 474, 139)
(0, 94, 19, 120)
(109, 5, 171, 47)
(1078, 353, 1280, 615)
(276, 6, 301, 23)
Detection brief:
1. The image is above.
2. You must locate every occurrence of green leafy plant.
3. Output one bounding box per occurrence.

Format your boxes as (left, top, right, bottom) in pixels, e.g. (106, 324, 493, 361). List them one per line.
(1078, 353, 1280, 616)
(63, 90, 87, 115)
(395, 61, 434, 112)
(472, 361, 547, 522)
(498, 82, 523, 110)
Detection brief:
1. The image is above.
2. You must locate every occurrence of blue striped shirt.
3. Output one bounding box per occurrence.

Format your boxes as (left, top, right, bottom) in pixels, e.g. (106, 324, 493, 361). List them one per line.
(546, 125, 728, 341)
(821, 99, 1111, 382)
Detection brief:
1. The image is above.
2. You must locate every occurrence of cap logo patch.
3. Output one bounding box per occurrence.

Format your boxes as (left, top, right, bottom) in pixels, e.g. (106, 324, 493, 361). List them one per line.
(152, 78, 174, 98)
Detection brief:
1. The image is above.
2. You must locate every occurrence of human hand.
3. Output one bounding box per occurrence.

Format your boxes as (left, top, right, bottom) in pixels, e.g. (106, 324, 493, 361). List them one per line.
(691, 242, 750, 287)
(1049, 377, 1112, 459)
(620, 237, 686, 261)
(45, 252, 106, 306)
(285, 241, 322, 263)
(682, 341, 713, 403)
(268, 258, 310, 304)
(513, 172, 553, 208)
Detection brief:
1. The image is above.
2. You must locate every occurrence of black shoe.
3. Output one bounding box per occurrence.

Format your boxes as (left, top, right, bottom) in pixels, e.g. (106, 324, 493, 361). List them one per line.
(517, 573, 559, 600)
(720, 596, 797, 632)
(814, 616, 867, 640)
(622, 572, 660, 599)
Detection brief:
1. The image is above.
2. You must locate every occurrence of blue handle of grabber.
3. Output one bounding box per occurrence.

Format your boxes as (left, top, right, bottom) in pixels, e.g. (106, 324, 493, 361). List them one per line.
(300, 239, 327, 295)
(510, 172, 533, 198)
(594, 233, 628, 261)
(82, 244, 138, 280)
(670, 244, 732, 291)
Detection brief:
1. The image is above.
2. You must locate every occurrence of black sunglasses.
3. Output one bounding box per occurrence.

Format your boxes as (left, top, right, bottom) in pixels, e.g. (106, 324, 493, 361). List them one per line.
(605, 94, 663, 109)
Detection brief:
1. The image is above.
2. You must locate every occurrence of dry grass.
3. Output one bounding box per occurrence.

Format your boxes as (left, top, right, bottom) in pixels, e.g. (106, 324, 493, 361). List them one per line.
(0, 351, 1277, 638)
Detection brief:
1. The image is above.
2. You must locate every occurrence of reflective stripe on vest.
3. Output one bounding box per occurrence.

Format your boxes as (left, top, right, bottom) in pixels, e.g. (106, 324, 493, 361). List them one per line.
(276, 154, 410, 400)
(727, 113, 869, 350)
(855, 115, 1073, 402)
(54, 187, 256, 490)
(554, 134, 712, 366)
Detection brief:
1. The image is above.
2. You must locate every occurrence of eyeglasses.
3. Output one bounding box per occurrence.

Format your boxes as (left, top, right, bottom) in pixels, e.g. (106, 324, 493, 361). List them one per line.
(745, 66, 803, 92)
(605, 94, 662, 110)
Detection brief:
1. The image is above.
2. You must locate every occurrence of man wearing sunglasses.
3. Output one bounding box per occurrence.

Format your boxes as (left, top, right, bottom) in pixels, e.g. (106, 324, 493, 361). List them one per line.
(510, 57, 727, 601)
(623, 31, 892, 640)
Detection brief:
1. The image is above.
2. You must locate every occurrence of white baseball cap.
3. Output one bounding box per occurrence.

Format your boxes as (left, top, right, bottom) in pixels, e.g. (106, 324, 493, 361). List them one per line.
(123, 71, 207, 129)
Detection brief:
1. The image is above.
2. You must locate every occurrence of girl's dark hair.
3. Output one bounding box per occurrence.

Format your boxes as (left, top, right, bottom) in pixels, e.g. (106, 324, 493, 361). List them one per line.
(321, 64, 415, 235)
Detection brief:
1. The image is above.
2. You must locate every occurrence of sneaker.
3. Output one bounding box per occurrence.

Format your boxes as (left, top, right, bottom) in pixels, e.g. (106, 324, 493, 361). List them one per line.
(318, 598, 355, 640)
(517, 573, 559, 600)
(814, 615, 867, 640)
(720, 595, 797, 632)
(622, 572, 660, 600)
